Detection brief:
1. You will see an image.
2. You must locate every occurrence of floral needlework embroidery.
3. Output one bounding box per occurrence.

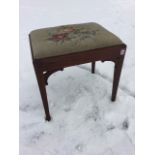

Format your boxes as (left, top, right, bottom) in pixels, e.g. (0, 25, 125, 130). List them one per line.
(47, 26, 99, 43)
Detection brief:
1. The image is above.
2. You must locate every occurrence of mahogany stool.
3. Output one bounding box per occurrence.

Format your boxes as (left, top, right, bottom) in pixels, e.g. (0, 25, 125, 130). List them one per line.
(29, 22, 126, 121)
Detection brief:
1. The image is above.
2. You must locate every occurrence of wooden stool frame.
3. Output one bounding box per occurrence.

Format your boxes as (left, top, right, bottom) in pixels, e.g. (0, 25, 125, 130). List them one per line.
(29, 35, 126, 121)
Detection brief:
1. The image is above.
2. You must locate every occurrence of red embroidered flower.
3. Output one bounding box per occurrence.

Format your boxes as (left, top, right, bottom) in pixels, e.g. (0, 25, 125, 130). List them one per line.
(51, 33, 68, 41)
(48, 26, 98, 42)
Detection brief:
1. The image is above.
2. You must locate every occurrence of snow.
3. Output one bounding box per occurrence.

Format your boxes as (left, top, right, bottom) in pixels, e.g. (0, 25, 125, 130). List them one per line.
(20, 0, 135, 154)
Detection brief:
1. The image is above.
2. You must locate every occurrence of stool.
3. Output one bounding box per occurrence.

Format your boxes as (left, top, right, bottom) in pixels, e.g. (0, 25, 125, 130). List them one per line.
(29, 22, 126, 121)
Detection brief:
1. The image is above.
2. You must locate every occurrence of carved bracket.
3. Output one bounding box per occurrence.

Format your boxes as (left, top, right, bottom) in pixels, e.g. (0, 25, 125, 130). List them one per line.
(43, 68, 64, 85)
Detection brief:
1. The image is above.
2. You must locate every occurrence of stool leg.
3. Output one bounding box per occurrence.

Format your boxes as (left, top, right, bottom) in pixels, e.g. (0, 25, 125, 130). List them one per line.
(35, 69, 51, 121)
(91, 62, 95, 74)
(111, 56, 124, 101)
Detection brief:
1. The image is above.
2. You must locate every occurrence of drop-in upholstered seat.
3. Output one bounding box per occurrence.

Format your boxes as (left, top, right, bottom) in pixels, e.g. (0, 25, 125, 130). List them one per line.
(30, 22, 123, 59)
(29, 22, 126, 121)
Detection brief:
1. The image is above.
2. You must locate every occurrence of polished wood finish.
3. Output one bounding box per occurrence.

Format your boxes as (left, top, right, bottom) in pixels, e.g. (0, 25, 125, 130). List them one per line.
(29, 34, 126, 121)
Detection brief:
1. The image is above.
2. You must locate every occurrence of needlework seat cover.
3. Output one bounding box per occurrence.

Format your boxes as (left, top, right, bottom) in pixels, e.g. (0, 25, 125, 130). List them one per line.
(30, 22, 123, 59)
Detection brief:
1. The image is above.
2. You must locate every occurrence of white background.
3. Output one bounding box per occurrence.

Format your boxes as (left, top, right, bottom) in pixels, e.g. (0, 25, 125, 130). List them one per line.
(0, 0, 155, 155)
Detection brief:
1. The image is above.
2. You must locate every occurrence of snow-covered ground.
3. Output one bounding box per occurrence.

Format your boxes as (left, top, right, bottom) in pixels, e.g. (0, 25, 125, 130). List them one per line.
(19, 0, 135, 155)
